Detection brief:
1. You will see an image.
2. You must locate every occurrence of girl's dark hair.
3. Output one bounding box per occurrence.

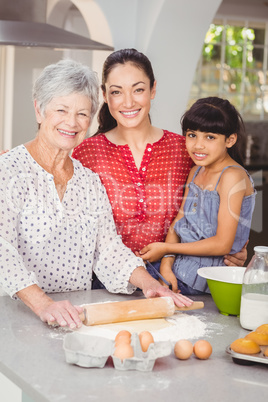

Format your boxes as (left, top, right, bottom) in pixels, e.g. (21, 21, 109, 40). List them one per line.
(181, 97, 246, 165)
(95, 48, 155, 135)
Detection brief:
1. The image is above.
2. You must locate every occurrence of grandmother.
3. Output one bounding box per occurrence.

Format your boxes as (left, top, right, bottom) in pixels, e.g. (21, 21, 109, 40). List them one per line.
(0, 59, 192, 329)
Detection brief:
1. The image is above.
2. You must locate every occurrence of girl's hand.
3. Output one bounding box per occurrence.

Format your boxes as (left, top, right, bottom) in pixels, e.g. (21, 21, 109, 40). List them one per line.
(138, 242, 168, 262)
(0, 149, 9, 156)
(159, 270, 178, 292)
(160, 258, 178, 292)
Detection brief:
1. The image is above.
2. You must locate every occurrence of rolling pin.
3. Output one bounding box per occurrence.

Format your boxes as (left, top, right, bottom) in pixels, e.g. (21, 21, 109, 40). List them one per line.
(81, 297, 204, 326)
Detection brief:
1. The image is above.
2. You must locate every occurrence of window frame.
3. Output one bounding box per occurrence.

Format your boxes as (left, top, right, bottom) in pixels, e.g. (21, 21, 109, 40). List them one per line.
(189, 17, 268, 121)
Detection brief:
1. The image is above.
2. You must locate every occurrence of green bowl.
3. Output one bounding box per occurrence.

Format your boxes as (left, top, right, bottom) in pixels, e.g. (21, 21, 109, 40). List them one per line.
(197, 267, 246, 316)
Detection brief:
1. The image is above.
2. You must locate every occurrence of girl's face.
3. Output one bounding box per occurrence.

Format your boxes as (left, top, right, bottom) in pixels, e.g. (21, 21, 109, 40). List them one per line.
(103, 62, 156, 129)
(185, 129, 237, 167)
(35, 93, 91, 152)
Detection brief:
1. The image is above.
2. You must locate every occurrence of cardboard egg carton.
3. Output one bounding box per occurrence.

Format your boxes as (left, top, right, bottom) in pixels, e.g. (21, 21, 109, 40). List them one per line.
(63, 332, 172, 371)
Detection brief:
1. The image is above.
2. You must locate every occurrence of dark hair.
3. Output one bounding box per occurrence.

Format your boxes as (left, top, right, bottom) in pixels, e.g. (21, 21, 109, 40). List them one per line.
(95, 48, 155, 134)
(180, 97, 246, 165)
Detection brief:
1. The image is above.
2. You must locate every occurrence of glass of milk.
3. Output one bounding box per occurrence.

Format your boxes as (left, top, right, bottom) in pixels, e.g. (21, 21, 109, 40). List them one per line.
(240, 246, 268, 330)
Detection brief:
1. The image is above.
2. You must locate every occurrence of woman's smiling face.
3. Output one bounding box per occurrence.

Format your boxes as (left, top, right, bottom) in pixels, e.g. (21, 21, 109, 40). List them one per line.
(103, 62, 156, 129)
(35, 92, 92, 152)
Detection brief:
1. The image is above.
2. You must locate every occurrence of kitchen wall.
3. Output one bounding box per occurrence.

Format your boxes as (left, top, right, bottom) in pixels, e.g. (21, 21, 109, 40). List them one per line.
(1, 0, 222, 149)
(2, 0, 268, 147)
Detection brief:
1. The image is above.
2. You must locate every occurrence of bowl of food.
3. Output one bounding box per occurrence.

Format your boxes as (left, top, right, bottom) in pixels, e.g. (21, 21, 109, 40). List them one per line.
(197, 266, 246, 316)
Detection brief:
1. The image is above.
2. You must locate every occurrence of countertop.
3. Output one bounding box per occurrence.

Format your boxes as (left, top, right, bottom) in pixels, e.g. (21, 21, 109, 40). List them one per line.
(0, 290, 267, 402)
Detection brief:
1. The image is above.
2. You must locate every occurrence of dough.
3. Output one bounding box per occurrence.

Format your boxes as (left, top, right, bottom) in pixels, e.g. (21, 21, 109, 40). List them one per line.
(78, 317, 173, 339)
(245, 331, 268, 346)
(230, 338, 260, 354)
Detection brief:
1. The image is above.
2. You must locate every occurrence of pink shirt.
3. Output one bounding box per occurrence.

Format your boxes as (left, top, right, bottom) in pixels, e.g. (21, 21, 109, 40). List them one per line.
(72, 130, 193, 252)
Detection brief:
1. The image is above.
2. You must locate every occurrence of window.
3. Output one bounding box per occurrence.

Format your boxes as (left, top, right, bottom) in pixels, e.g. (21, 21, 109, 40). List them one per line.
(188, 19, 268, 121)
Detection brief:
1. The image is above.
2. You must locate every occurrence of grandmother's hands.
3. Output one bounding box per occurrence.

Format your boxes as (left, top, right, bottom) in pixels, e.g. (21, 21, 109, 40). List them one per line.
(38, 300, 84, 329)
(130, 266, 193, 308)
(17, 284, 84, 329)
(143, 283, 192, 308)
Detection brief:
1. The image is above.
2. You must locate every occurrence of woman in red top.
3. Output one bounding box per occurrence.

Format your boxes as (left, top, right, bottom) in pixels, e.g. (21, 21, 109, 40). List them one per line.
(72, 49, 246, 288)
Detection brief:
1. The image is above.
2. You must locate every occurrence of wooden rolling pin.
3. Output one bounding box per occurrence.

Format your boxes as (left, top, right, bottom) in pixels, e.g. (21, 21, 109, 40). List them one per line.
(81, 297, 204, 326)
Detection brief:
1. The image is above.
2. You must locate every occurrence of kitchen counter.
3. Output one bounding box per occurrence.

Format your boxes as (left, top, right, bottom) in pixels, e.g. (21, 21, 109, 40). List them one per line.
(0, 290, 267, 402)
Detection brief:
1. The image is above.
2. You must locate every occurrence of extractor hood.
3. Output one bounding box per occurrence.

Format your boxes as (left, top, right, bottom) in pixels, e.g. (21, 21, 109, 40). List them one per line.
(0, 0, 113, 51)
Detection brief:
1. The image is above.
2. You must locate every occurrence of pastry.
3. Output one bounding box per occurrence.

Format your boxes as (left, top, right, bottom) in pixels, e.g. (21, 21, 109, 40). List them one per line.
(230, 338, 260, 354)
(245, 331, 268, 346)
(255, 324, 268, 335)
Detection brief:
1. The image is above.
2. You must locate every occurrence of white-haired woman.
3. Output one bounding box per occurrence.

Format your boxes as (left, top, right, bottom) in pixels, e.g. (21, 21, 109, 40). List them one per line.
(0, 59, 192, 329)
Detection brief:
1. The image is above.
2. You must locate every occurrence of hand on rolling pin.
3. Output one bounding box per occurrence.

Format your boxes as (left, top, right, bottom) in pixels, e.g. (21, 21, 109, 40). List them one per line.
(39, 300, 84, 329)
(129, 266, 193, 308)
(16, 285, 84, 329)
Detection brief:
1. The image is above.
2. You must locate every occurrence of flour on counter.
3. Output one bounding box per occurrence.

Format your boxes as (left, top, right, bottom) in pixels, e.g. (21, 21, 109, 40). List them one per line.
(154, 313, 207, 342)
(73, 312, 209, 343)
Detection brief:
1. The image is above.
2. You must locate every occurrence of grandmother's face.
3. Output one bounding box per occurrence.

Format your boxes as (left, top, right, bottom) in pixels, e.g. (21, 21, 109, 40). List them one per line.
(35, 92, 92, 152)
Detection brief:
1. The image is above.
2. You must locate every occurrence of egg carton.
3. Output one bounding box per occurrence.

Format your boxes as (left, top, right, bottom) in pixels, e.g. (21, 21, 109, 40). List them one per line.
(63, 332, 114, 368)
(113, 332, 172, 371)
(63, 332, 172, 371)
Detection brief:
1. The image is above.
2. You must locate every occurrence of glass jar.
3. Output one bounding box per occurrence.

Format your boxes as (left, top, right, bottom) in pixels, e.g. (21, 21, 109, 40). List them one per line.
(240, 246, 268, 330)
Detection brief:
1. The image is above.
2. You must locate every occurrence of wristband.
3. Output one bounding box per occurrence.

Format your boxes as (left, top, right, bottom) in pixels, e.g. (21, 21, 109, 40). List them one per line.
(162, 254, 176, 258)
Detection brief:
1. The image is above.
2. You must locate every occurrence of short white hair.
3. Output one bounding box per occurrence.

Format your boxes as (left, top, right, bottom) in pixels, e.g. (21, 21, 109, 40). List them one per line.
(33, 59, 99, 119)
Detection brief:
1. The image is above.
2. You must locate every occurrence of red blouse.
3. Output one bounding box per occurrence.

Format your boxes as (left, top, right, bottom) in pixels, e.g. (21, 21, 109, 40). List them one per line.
(72, 130, 193, 252)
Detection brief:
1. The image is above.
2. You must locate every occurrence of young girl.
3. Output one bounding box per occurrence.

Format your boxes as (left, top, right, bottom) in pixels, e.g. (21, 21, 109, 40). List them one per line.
(138, 97, 256, 294)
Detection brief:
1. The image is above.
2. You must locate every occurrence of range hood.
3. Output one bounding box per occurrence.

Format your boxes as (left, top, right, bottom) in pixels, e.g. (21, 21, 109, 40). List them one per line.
(0, 0, 113, 51)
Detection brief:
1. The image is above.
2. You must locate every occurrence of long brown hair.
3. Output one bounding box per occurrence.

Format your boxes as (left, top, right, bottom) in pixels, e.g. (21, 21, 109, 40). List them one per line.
(181, 97, 246, 166)
(95, 48, 155, 135)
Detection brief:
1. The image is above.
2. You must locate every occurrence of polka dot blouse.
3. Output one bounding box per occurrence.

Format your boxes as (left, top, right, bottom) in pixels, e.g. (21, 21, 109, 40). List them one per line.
(0, 145, 145, 298)
(72, 130, 193, 252)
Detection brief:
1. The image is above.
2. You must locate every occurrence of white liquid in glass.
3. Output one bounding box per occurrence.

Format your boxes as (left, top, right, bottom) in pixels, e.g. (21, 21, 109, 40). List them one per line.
(240, 293, 268, 330)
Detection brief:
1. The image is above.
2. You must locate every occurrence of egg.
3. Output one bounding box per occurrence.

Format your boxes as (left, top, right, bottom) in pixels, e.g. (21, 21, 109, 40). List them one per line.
(174, 339, 193, 360)
(193, 340, 212, 360)
(139, 331, 154, 352)
(115, 330, 132, 345)
(113, 343, 134, 361)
